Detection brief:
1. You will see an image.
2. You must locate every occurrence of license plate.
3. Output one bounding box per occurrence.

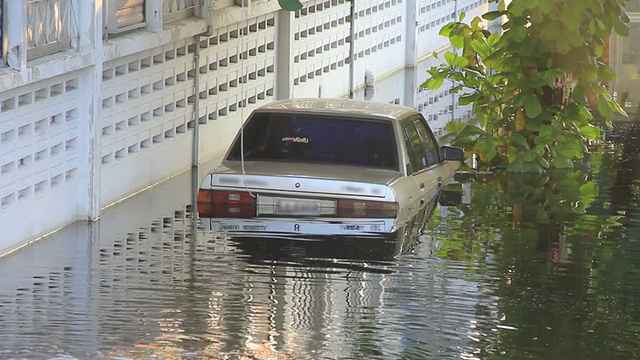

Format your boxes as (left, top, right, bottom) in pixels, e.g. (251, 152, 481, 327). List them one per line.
(276, 198, 322, 215)
(218, 224, 240, 231)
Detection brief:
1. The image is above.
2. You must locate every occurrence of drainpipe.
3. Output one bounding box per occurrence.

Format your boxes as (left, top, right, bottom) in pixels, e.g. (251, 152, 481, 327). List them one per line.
(202, 0, 215, 36)
(348, 0, 355, 99)
(193, 1, 215, 168)
(193, 34, 202, 168)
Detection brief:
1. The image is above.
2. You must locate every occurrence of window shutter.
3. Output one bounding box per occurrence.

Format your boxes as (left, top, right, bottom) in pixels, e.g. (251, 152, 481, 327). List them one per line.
(108, 0, 145, 33)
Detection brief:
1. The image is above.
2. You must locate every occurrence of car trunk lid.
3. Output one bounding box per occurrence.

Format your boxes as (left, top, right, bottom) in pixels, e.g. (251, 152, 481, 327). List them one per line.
(207, 161, 401, 199)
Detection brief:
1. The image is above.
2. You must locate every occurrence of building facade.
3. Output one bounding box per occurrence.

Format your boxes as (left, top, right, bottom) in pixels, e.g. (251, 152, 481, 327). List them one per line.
(0, 0, 489, 255)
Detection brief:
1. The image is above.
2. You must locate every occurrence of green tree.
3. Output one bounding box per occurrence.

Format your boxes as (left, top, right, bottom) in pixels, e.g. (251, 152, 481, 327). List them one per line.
(423, 0, 630, 172)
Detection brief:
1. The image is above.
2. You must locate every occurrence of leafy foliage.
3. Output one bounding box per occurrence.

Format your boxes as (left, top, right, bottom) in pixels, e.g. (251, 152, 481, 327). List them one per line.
(422, 0, 630, 172)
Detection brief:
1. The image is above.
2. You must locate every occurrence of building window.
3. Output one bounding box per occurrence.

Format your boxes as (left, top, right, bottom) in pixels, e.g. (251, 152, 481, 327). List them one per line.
(106, 0, 147, 35)
(164, 0, 201, 23)
(105, 0, 202, 35)
(26, 0, 79, 59)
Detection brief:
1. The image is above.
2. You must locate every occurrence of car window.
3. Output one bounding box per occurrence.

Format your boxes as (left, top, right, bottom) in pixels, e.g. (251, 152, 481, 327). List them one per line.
(413, 117, 441, 166)
(400, 119, 427, 173)
(227, 114, 399, 170)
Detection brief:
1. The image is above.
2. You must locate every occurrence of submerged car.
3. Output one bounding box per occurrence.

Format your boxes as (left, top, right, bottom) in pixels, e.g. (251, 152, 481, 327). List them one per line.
(197, 98, 464, 235)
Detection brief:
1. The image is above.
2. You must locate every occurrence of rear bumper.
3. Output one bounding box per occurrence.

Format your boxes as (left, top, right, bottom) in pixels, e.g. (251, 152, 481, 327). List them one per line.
(200, 217, 397, 236)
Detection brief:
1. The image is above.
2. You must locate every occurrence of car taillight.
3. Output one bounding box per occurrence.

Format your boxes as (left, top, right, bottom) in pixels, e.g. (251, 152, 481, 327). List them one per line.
(337, 199, 398, 218)
(197, 189, 256, 217)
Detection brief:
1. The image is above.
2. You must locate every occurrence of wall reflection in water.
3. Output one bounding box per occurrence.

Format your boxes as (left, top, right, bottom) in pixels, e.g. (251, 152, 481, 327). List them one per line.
(0, 158, 481, 359)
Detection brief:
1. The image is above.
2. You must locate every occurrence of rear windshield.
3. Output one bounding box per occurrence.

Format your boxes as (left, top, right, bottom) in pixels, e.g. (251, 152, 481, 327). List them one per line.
(227, 113, 399, 170)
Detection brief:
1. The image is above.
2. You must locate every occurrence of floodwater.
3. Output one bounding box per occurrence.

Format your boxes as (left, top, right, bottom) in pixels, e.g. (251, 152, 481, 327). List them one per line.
(1, 123, 640, 360)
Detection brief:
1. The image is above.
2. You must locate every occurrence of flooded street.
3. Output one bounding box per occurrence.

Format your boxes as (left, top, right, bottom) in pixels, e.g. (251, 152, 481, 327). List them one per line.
(1, 123, 640, 360)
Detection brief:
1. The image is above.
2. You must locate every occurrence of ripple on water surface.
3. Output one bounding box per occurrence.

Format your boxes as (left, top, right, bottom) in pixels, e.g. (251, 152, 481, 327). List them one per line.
(2, 130, 640, 359)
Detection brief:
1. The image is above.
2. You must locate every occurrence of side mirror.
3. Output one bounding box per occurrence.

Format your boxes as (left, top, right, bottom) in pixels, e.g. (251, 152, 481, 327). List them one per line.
(441, 145, 465, 161)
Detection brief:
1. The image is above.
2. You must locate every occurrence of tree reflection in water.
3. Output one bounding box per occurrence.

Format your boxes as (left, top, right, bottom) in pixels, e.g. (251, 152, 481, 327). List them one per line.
(425, 124, 640, 359)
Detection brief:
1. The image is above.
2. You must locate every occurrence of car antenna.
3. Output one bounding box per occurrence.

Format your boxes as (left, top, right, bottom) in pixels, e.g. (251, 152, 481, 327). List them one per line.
(239, 0, 255, 198)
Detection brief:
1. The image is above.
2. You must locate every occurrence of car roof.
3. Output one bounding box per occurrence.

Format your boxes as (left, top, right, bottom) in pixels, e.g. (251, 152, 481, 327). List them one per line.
(254, 98, 419, 121)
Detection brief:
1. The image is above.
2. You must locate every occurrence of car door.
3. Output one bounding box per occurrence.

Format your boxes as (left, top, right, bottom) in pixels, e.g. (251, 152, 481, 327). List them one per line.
(413, 115, 462, 191)
(400, 116, 445, 205)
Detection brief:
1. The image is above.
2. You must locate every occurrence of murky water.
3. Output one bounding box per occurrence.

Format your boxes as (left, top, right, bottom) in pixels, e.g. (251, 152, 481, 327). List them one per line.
(1, 123, 640, 360)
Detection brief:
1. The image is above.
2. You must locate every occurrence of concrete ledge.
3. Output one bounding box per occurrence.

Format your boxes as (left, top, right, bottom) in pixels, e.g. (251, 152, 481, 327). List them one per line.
(0, 50, 94, 93)
(103, 18, 208, 62)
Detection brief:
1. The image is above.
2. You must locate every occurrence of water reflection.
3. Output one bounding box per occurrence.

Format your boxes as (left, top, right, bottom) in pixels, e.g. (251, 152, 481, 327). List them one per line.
(1, 126, 640, 359)
(425, 125, 640, 359)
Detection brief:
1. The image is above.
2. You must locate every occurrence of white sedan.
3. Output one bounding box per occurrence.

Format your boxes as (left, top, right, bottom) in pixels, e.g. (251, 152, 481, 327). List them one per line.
(197, 98, 464, 236)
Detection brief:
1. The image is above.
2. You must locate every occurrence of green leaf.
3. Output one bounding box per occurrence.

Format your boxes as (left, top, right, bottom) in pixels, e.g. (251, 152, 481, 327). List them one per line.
(552, 154, 574, 169)
(526, 117, 543, 132)
(483, 50, 503, 68)
(538, 157, 550, 169)
(579, 182, 597, 198)
(277, 0, 303, 11)
(583, 68, 598, 83)
(598, 64, 617, 82)
(482, 137, 497, 161)
(539, 0, 555, 13)
(579, 106, 594, 121)
(561, 6, 582, 31)
(483, 11, 505, 20)
(524, 150, 538, 162)
(508, 0, 526, 16)
(450, 34, 465, 48)
(425, 76, 445, 90)
(511, 133, 528, 148)
(459, 94, 478, 106)
(444, 51, 456, 66)
(458, 124, 485, 138)
(507, 154, 544, 172)
(537, 69, 564, 87)
(580, 125, 600, 140)
(606, 96, 628, 116)
(487, 33, 501, 48)
(596, 94, 614, 117)
(539, 124, 553, 138)
(524, 94, 542, 118)
(523, 0, 539, 9)
(453, 56, 470, 68)
(471, 39, 491, 59)
(556, 139, 584, 158)
(445, 120, 467, 133)
(555, 36, 573, 54)
(509, 26, 528, 43)
(613, 18, 630, 36)
(540, 22, 563, 41)
(471, 16, 483, 30)
(439, 22, 456, 37)
(521, 36, 540, 57)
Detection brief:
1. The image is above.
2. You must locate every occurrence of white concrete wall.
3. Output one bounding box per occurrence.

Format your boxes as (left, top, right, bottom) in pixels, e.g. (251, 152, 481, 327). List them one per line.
(0, 0, 489, 255)
(0, 0, 101, 255)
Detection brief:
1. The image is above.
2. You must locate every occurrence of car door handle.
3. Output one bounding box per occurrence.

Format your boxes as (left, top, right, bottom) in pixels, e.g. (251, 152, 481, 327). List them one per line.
(420, 183, 425, 189)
